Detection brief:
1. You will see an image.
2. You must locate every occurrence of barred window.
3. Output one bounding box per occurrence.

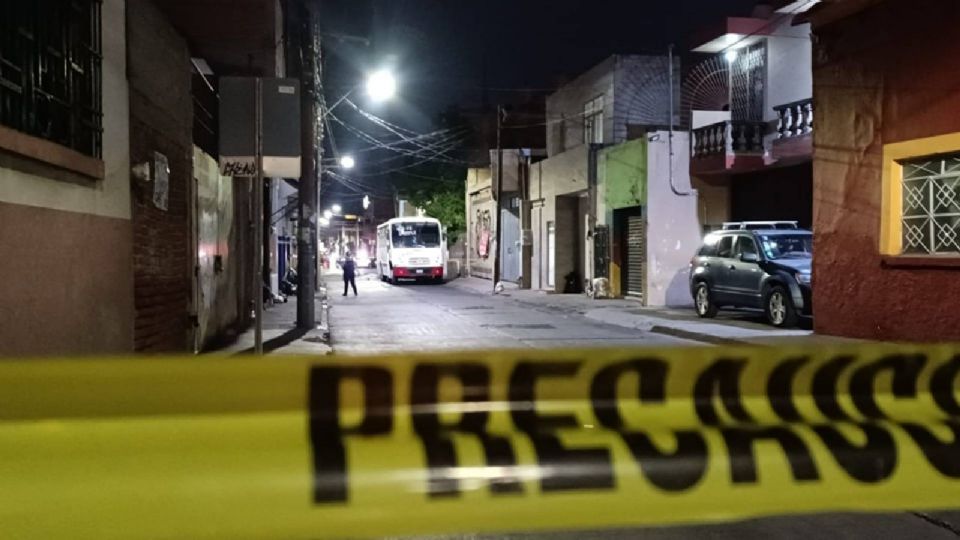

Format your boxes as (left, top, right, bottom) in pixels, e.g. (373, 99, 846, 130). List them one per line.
(901, 154, 960, 255)
(583, 95, 603, 145)
(0, 1, 103, 158)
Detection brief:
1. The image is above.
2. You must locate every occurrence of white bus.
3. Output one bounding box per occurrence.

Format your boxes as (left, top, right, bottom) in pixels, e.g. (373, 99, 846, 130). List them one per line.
(376, 217, 447, 283)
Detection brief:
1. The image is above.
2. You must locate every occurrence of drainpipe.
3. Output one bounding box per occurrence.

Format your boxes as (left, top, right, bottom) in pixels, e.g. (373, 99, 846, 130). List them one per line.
(668, 44, 696, 197)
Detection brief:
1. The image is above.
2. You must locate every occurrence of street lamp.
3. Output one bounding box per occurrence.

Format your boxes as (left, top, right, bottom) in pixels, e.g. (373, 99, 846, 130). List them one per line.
(339, 155, 356, 169)
(323, 209, 333, 220)
(319, 217, 330, 227)
(363, 195, 371, 210)
(323, 69, 398, 119)
(366, 69, 397, 102)
(332, 204, 342, 214)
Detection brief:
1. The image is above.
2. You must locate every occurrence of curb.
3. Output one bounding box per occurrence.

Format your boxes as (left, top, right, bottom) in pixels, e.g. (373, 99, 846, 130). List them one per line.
(647, 325, 753, 346)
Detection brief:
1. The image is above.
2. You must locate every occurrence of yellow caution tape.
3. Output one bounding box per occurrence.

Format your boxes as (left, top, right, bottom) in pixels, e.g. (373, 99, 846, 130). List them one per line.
(1, 343, 959, 539)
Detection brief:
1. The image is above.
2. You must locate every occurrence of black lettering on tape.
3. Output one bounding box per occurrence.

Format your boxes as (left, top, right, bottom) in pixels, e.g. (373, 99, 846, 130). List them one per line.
(722, 427, 819, 483)
(849, 354, 926, 419)
(411, 363, 522, 498)
(931, 355, 960, 416)
(309, 366, 393, 504)
(591, 359, 707, 491)
(766, 357, 810, 422)
(811, 423, 896, 482)
(509, 361, 614, 492)
(900, 421, 960, 478)
(812, 356, 855, 420)
(694, 359, 754, 425)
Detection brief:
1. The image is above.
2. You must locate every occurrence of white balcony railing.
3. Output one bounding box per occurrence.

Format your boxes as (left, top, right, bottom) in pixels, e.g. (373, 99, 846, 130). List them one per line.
(773, 98, 813, 139)
(691, 120, 766, 158)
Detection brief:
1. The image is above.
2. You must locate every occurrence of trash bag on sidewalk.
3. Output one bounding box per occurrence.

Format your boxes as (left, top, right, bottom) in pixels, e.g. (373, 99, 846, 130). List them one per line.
(563, 271, 582, 294)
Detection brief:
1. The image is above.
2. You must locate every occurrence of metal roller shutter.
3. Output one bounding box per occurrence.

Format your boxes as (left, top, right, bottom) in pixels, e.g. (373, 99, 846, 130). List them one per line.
(625, 215, 646, 301)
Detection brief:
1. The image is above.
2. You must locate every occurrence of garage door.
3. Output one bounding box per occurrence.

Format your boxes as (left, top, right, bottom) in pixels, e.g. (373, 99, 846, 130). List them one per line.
(625, 215, 646, 300)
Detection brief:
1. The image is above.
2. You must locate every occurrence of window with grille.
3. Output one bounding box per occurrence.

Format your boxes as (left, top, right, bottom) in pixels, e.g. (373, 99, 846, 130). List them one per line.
(583, 95, 603, 145)
(730, 41, 765, 122)
(0, 1, 103, 158)
(901, 154, 960, 255)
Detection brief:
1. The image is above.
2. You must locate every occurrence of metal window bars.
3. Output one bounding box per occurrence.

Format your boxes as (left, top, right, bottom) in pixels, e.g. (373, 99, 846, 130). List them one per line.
(0, 0, 103, 158)
(901, 155, 960, 255)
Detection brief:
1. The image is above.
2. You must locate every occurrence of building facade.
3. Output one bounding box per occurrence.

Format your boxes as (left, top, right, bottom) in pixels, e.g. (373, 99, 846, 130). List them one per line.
(687, 2, 815, 231)
(808, 0, 960, 341)
(594, 134, 700, 304)
(0, 0, 295, 356)
(465, 167, 496, 280)
(0, 0, 134, 355)
(530, 55, 681, 297)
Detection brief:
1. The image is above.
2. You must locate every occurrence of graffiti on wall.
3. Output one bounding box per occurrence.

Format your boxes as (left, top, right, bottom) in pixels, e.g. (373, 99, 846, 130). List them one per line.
(473, 208, 492, 259)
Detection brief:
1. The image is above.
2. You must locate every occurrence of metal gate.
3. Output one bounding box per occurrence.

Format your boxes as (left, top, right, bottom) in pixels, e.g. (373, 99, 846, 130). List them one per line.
(625, 215, 646, 300)
(500, 207, 521, 283)
(593, 225, 609, 279)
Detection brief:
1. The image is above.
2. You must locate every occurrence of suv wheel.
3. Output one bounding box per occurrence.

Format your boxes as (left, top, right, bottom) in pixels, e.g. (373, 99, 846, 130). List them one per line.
(694, 282, 718, 318)
(766, 285, 798, 328)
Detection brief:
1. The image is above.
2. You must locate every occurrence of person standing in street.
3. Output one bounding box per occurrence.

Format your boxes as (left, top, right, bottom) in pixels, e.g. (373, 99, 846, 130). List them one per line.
(342, 252, 357, 296)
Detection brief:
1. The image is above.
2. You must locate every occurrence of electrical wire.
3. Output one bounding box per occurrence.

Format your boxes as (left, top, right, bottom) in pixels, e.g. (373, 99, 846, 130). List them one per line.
(343, 98, 469, 164)
(328, 113, 469, 166)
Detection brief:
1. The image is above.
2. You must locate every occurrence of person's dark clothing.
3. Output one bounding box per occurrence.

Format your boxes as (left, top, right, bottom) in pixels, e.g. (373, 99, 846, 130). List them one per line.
(342, 259, 357, 296)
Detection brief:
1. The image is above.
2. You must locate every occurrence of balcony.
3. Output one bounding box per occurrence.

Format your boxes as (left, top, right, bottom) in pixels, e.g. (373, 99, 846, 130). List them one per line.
(690, 120, 766, 175)
(771, 98, 813, 164)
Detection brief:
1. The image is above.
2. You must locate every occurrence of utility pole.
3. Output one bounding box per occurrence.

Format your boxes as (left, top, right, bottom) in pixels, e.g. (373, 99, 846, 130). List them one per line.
(492, 105, 504, 292)
(297, 2, 320, 329)
(254, 78, 264, 354)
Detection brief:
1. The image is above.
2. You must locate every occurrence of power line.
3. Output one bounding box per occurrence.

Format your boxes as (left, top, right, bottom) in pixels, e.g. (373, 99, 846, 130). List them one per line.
(328, 113, 469, 167)
(344, 98, 468, 163)
(327, 112, 467, 163)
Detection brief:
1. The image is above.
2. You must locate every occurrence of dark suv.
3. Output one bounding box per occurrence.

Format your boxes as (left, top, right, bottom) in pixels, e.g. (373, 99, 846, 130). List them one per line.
(689, 222, 812, 327)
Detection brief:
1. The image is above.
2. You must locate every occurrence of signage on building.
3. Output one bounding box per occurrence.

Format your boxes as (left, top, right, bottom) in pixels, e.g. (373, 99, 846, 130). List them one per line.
(218, 77, 302, 178)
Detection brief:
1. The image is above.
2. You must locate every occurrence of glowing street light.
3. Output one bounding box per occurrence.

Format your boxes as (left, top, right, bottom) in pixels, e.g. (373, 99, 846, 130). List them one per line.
(319, 217, 330, 227)
(323, 69, 398, 119)
(339, 155, 356, 169)
(366, 69, 397, 102)
(363, 195, 371, 210)
(331, 204, 342, 214)
(323, 209, 333, 220)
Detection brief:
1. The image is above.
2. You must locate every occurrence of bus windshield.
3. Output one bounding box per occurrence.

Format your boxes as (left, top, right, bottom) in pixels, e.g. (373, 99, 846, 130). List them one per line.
(391, 222, 441, 248)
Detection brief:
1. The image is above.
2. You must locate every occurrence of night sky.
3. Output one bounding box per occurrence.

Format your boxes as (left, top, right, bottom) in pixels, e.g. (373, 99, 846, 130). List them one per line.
(319, 0, 760, 210)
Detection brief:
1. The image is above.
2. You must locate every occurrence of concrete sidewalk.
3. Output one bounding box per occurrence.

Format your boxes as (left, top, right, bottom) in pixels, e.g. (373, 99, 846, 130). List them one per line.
(446, 276, 860, 346)
(210, 287, 331, 356)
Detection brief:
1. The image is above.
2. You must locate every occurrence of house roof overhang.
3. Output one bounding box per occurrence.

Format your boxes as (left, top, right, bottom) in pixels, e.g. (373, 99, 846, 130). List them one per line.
(793, 0, 885, 28)
(690, 17, 771, 53)
(153, 0, 281, 76)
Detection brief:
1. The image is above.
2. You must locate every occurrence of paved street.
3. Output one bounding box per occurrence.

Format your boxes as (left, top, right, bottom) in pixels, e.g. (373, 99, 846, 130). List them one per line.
(326, 271, 694, 354)
(320, 274, 960, 538)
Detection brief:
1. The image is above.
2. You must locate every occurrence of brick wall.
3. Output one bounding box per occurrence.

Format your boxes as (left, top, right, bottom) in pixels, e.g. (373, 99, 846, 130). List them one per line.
(127, 0, 194, 352)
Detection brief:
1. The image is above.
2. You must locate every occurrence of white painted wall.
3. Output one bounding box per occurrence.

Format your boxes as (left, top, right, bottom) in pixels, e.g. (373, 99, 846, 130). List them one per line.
(527, 145, 590, 291)
(0, 0, 130, 220)
(764, 22, 813, 123)
(691, 110, 731, 129)
(645, 131, 702, 307)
